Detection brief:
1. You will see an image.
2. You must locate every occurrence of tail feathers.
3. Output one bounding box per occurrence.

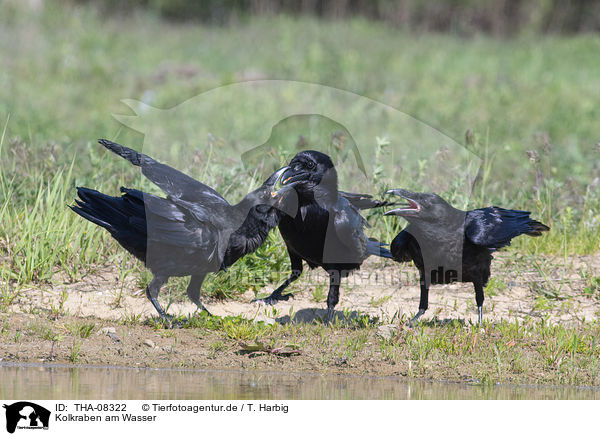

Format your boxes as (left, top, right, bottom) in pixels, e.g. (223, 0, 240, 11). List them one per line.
(70, 187, 146, 235)
(366, 238, 392, 259)
(527, 220, 550, 236)
(71, 188, 118, 232)
(70, 200, 112, 230)
(71, 186, 148, 261)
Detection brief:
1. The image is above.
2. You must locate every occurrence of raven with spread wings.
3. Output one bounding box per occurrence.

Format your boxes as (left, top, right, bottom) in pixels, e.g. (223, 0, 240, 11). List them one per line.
(71, 139, 304, 324)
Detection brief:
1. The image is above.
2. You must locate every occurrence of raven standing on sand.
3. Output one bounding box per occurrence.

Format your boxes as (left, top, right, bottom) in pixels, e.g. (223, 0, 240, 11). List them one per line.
(384, 189, 549, 325)
(255, 150, 391, 322)
(70, 139, 304, 324)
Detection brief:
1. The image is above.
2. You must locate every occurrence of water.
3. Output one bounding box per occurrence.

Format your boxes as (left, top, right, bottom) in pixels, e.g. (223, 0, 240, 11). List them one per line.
(0, 363, 597, 400)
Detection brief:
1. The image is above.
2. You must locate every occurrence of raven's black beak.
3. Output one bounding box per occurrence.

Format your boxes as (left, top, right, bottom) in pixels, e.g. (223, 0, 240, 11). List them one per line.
(280, 166, 310, 186)
(384, 189, 421, 216)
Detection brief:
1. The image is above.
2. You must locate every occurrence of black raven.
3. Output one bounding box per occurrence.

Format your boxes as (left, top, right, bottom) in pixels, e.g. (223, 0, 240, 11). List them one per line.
(70, 139, 304, 324)
(255, 150, 391, 323)
(384, 188, 550, 325)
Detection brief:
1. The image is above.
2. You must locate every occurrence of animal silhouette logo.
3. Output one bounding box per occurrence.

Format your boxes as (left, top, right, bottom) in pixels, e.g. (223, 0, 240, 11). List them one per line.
(2, 402, 50, 433)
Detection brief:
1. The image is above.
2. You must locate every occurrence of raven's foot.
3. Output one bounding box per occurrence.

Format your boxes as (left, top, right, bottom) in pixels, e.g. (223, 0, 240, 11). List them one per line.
(408, 309, 426, 327)
(152, 313, 182, 329)
(194, 304, 212, 317)
(168, 318, 184, 329)
(253, 293, 292, 306)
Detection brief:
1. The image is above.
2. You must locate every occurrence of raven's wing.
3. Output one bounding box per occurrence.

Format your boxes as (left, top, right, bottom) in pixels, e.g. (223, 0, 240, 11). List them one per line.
(331, 199, 392, 260)
(465, 207, 549, 249)
(99, 139, 229, 209)
(339, 191, 395, 210)
(331, 196, 369, 256)
(389, 229, 416, 262)
(122, 189, 220, 255)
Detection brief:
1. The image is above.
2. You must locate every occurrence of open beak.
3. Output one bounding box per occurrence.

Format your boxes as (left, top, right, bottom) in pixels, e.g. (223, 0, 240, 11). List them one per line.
(280, 167, 310, 186)
(269, 166, 308, 198)
(266, 166, 299, 216)
(269, 166, 290, 197)
(384, 189, 421, 216)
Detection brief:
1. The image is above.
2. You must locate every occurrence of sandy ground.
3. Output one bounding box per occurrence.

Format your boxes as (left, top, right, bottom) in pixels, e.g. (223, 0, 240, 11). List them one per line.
(11, 253, 600, 326)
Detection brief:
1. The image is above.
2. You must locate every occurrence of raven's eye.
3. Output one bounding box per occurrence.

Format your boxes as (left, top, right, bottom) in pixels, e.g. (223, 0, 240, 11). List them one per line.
(306, 161, 316, 170)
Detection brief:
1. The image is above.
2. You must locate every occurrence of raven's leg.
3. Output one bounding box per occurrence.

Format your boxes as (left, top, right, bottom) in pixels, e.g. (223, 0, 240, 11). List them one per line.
(145, 276, 169, 323)
(186, 274, 211, 316)
(254, 251, 303, 306)
(474, 281, 485, 324)
(409, 273, 429, 327)
(325, 269, 342, 324)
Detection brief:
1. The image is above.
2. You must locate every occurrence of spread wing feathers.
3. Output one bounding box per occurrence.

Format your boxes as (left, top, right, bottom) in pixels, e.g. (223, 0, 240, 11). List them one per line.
(121, 188, 221, 255)
(98, 139, 229, 209)
(339, 191, 395, 210)
(465, 207, 550, 249)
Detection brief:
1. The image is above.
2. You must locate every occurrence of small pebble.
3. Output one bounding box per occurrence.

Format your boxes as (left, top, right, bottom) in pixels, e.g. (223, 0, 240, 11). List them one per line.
(98, 327, 121, 343)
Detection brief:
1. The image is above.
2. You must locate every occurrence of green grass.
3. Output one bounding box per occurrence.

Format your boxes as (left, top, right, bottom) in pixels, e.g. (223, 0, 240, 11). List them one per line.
(311, 285, 327, 303)
(370, 295, 393, 307)
(0, 3, 598, 308)
(582, 275, 600, 299)
(69, 338, 83, 363)
(380, 318, 600, 385)
(68, 321, 96, 339)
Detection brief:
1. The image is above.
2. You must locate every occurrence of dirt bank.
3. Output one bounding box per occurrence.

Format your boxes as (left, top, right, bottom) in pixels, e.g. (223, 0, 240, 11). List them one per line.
(1, 253, 599, 385)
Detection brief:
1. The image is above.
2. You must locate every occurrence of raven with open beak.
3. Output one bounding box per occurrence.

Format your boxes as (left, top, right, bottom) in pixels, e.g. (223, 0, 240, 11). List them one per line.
(385, 188, 549, 326)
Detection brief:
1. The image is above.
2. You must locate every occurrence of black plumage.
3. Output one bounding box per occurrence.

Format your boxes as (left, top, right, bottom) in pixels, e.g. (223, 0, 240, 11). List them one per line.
(385, 188, 550, 325)
(255, 150, 391, 322)
(70, 139, 300, 324)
